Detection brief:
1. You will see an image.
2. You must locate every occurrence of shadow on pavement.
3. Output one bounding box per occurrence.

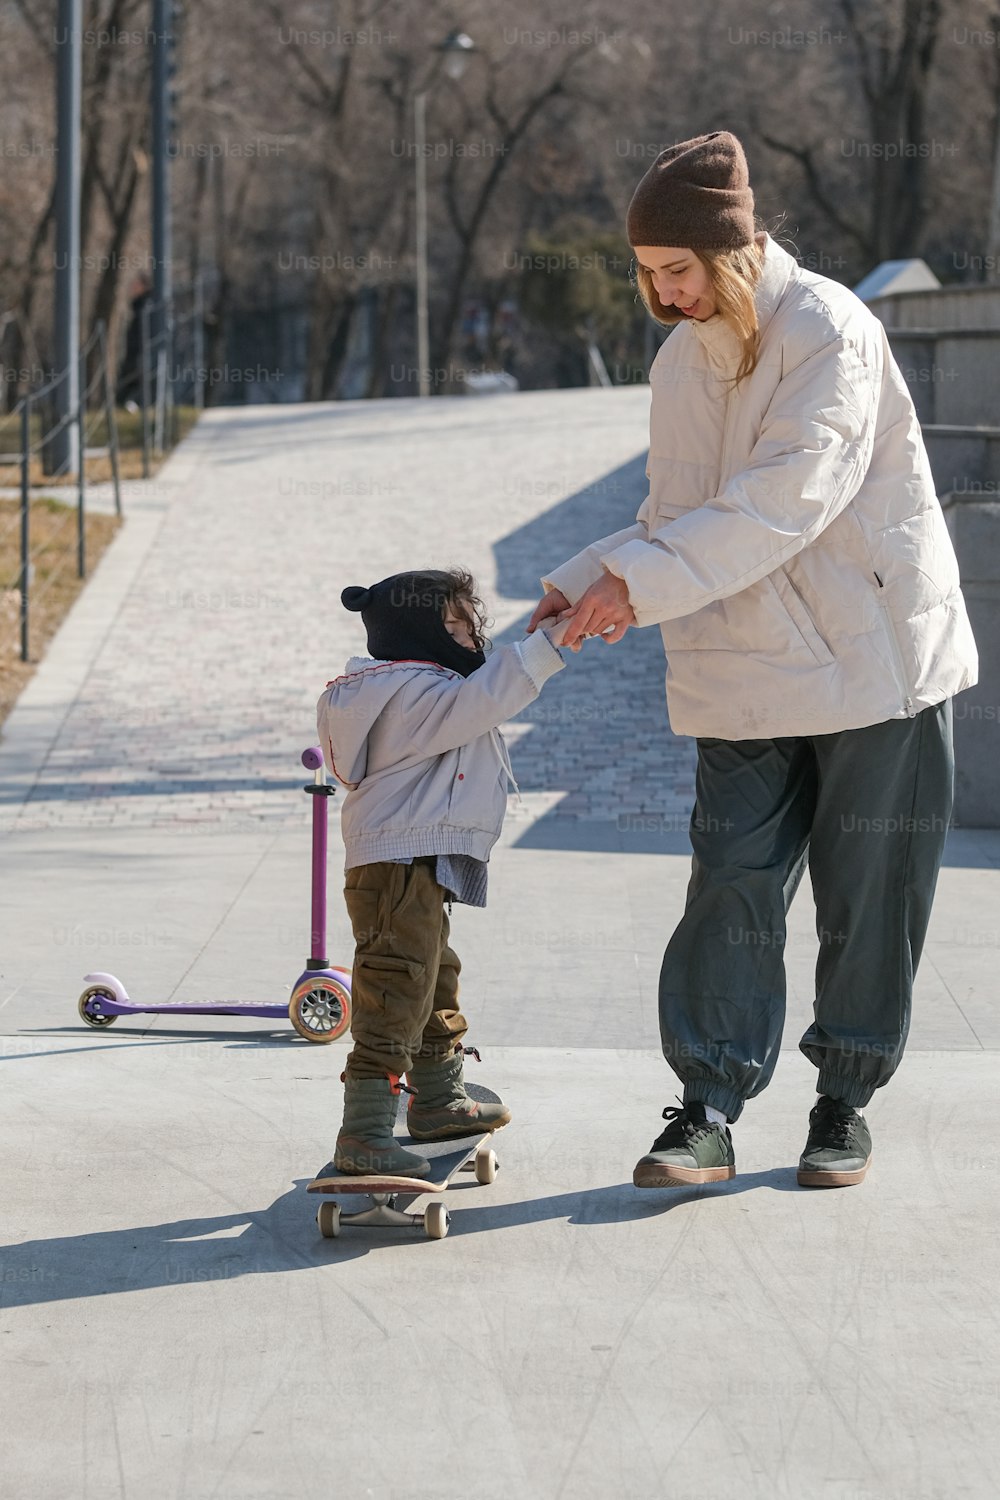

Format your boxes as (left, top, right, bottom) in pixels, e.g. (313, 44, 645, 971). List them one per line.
(489, 455, 999, 868)
(0, 1170, 801, 1306)
(493, 452, 646, 601)
(0, 777, 305, 805)
(2, 1029, 309, 1061)
(490, 452, 694, 851)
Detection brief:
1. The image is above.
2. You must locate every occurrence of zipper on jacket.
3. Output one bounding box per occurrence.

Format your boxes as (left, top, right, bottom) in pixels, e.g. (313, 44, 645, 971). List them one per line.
(874, 573, 916, 718)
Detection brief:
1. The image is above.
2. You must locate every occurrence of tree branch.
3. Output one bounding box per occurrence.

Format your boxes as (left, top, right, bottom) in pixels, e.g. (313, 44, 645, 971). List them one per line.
(10, 0, 52, 57)
(759, 132, 872, 257)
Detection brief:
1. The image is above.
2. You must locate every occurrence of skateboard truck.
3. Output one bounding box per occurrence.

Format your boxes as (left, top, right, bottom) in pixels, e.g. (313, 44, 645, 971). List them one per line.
(313, 1144, 498, 1242)
(320, 1193, 452, 1236)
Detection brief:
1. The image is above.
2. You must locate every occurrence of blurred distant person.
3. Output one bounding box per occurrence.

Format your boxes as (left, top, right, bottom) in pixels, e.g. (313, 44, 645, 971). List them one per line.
(116, 272, 152, 412)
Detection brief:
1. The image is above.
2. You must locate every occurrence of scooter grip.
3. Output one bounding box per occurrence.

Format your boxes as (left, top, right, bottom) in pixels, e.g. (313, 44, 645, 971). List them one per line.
(301, 746, 324, 771)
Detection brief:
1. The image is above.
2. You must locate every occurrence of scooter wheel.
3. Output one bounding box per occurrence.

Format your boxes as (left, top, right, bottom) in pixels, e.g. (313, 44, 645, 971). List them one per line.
(289, 975, 351, 1043)
(77, 987, 118, 1029)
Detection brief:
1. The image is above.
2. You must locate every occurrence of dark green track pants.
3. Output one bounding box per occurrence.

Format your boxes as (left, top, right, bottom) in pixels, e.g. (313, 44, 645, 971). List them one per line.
(659, 701, 954, 1121)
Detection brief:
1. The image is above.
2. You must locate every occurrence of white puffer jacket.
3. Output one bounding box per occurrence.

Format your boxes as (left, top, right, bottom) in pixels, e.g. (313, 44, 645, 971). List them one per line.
(542, 234, 978, 739)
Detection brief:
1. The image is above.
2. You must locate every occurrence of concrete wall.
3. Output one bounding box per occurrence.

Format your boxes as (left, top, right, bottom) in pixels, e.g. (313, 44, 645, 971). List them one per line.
(874, 285, 1000, 826)
(869, 285, 1000, 329)
(887, 331, 1000, 426)
(923, 427, 1000, 501)
(942, 494, 1000, 827)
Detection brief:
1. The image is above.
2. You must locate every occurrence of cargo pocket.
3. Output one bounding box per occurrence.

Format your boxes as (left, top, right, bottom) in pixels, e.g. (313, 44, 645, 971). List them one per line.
(767, 568, 834, 666)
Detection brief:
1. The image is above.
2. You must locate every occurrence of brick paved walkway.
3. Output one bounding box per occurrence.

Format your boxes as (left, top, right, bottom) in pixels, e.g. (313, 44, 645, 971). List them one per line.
(2, 390, 696, 835)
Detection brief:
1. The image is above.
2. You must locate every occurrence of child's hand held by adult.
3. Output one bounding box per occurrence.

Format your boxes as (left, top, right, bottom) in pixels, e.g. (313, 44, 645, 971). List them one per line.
(527, 588, 570, 634)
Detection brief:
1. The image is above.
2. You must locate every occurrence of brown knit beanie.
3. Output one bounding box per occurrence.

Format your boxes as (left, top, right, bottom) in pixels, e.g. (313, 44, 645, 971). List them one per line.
(626, 131, 755, 250)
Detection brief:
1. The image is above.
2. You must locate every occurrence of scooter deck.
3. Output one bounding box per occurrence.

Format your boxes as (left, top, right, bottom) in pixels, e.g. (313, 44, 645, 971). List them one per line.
(104, 1001, 291, 1016)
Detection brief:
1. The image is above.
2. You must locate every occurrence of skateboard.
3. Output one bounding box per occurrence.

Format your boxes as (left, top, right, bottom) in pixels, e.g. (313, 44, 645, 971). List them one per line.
(307, 1083, 503, 1240)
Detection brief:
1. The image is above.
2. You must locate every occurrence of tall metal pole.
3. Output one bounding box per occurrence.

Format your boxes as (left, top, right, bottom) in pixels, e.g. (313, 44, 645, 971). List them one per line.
(987, 76, 1000, 283)
(98, 322, 123, 517)
(140, 300, 152, 478)
(51, 0, 81, 475)
(20, 398, 31, 662)
(414, 91, 430, 398)
(193, 272, 205, 410)
(151, 0, 174, 387)
(77, 343, 86, 577)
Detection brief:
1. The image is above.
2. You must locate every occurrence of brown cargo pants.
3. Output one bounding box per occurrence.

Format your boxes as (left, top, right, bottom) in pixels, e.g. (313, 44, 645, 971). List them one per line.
(343, 856, 469, 1079)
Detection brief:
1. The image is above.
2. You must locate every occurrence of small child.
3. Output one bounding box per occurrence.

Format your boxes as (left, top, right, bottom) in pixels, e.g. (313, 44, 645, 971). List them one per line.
(317, 567, 567, 1177)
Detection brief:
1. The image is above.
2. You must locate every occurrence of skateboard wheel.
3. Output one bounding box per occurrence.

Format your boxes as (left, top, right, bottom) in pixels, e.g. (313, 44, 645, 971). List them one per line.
(424, 1202, 449, 1240)
(474, 1147, 498, 1185)
(317, 1201, 341, 1238)
(77, 987, 117, 1029)
(289, 975, 351, 1043)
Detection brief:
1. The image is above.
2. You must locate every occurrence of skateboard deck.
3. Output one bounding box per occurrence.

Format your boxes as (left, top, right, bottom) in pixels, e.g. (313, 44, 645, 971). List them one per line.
(308, 1083, 503, 1238)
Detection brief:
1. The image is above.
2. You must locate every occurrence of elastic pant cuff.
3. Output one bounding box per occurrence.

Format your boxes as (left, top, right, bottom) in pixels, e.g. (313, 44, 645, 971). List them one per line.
(346, 1056, 415, 1081)
(815, 1069, 876, 1110)
(683, 1081, 742, 1124)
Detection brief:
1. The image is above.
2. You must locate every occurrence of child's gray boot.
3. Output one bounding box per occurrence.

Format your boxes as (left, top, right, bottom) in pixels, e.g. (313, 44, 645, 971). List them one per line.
(334, 1074, 431, 1177)
(406, 1048, 511, 1141)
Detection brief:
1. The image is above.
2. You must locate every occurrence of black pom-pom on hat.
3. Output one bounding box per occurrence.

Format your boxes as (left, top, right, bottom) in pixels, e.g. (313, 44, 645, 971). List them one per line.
(341, 585, 371, 612)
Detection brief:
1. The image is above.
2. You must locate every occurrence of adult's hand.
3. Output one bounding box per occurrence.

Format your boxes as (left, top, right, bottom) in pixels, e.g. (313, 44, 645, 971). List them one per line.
(560, 570, 636, 648)
(527, 587, 571, 634)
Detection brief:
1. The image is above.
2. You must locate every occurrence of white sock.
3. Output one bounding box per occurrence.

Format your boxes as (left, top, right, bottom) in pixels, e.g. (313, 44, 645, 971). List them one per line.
(704, 1104, 728, 1127)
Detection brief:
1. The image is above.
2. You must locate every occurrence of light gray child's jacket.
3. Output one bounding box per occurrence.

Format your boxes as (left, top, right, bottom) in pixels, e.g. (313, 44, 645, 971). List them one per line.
(316, 629, 564, 869)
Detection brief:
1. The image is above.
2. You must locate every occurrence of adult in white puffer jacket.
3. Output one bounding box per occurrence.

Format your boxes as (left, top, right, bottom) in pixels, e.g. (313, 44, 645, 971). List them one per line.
(529, 131, 978, 1193)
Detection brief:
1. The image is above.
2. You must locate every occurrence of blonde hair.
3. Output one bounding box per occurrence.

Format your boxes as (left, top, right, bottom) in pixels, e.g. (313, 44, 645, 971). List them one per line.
(633, 230, 766, 385)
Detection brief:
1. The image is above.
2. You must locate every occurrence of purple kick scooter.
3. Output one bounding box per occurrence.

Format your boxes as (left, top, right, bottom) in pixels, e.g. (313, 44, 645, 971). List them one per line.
(76, 747, 352, 1043)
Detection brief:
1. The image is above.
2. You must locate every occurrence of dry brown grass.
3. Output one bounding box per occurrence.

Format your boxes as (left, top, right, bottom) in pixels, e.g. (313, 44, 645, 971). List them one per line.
(0, 497, 122, 726)
(0, 406, 201, 728)
(0, 405, 200, 487)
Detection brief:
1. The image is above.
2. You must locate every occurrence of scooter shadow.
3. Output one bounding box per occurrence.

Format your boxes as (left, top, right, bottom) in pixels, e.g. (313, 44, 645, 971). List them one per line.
(12, 1027, 327, 1061)
(0, 1169, 800, 1302)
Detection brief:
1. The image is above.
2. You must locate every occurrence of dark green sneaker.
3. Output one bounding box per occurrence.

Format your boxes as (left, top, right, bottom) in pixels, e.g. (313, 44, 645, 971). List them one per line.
(797, 1096, 872, 1187)
(633, 1102, 736, 1188)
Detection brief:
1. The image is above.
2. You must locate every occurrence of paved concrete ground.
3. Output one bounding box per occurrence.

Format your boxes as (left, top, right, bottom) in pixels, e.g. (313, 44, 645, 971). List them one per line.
(1, 393, 998, 1500)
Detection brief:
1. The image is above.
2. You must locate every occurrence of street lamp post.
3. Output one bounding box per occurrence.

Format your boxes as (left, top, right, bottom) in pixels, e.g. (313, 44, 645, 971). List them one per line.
(151, 0, 175, 434)
(414, 88, 430, 398)
(414, 31, 475, 398)
(51, 0, 81, 476)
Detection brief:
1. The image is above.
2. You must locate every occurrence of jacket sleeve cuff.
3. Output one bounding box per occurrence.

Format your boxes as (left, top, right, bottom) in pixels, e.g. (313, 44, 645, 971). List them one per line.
(542, 522, 650, 604)
(514, 627, 566, 690)
(540, 555, 605, 605)
(600, 541, 670, 628)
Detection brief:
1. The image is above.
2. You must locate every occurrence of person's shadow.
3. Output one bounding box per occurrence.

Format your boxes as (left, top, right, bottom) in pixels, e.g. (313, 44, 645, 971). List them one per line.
(1, 1169, 799, 1307)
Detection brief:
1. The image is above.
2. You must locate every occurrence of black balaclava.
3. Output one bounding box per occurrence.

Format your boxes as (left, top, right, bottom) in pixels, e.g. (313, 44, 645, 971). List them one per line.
(341, 570, 486, 678)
